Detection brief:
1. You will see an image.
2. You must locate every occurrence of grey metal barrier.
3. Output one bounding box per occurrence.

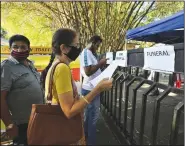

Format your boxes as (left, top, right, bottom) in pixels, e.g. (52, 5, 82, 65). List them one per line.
(100, 66, 184, 145)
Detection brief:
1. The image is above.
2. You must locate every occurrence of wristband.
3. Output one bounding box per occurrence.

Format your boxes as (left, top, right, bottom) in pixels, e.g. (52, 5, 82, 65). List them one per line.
(82, 96, 89, 104)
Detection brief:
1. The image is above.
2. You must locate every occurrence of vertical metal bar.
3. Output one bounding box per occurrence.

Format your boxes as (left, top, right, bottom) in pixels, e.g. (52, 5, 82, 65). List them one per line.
(105, 91, 108, 110)
(111, 73, 122, 118)
(103, 91, 106, 106)
(104, 91, 107, 106)
(110, 89, 112, 114)
(135, 67, 139, 76)
(143, 70, 149, 79)
(130, 80, 145, 143)
(151, 88, 171, 145)
(168, 73, 176, 87)
(107, 90, 110, 111)
(100, 92, 103, 105)
(107, 90, 110, 112)
(113, 74, 123, 122)
(118, 75, 130, 128)
(114, 81, 118, 121)
(128, 66, 131, 75)
(102, 92, 105, 105)
(100, 92, 104, 111)
(118, 82, 123, 127)
(169, 102, 184, 145)
(103, 91, 106, 108)
(118, 66, 121, 71)
(102, 91, 105, 105)
(110, 83, 114, 117)
(139, 83, 156, 145)
(123, 77, 136, 132)
(154, 72, 160, 82)
(104, 91, 106, 108)
(109, 90, 112, 114)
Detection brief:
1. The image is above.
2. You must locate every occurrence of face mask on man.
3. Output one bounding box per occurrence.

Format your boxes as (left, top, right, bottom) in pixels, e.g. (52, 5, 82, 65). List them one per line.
(64, 45, 81, 61)
(11, 50, 30, 61)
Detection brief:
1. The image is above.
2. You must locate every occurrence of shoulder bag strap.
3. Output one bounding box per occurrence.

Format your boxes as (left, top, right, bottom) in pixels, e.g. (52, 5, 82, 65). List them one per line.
(46, 61, 61, 102)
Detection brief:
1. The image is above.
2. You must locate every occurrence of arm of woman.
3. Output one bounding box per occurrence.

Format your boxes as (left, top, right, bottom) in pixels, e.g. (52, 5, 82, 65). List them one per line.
(55, 64, 101, 119)
(58, 88, 100, 119)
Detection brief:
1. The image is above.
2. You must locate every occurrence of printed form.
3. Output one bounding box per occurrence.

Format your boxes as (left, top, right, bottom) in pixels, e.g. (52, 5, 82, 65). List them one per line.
(90, 61, 118, 87)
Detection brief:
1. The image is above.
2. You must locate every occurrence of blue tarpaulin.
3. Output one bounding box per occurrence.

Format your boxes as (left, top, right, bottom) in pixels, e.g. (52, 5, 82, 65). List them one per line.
(126, 10, 184, 44)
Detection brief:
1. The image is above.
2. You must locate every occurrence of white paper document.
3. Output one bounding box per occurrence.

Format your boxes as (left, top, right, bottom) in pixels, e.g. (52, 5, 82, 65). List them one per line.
(106, 52, 113, 64)
(115, 51, 127, 67)
(143, 45, 175, 73)
(90, 61, 118, 87)
(75, 81, 81, 95)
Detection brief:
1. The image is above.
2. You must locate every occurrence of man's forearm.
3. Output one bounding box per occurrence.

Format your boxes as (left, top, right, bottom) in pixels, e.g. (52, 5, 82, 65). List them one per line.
(86, 63, 101, 76)
(1, 91, 13, 126)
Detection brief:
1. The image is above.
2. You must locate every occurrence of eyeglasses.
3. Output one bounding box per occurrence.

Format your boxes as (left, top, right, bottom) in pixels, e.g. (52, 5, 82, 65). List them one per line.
(11, 45, 29, 50)
(66, 44, 81, 51)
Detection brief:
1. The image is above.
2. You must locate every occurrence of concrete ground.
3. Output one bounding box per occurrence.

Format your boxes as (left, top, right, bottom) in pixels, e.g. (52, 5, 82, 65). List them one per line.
(96, 113, 121, 145)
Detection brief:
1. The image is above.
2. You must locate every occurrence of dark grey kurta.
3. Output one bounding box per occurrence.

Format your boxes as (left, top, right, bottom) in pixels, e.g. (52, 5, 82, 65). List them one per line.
(1, 56, 44, 125)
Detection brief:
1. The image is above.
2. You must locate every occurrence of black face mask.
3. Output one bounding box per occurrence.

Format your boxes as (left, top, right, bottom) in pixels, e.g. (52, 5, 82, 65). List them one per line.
(64, 45, 81, 61)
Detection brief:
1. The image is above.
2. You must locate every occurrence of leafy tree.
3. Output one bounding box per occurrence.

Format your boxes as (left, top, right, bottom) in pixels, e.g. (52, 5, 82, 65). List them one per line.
(1, 27, 8, 38)
(1, 1, 183, 51)
(1, 2, 53, 46)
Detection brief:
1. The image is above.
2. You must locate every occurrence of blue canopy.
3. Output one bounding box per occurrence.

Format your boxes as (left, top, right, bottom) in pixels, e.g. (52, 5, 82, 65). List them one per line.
(126, 10, 184, 44)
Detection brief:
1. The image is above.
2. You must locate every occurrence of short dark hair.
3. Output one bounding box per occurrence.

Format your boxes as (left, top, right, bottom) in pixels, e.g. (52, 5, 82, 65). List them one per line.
(9, 34, 30, 48)
(89, 35, 102, 44)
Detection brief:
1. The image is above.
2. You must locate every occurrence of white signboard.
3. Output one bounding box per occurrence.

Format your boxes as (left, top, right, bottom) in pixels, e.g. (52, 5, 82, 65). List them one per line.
(143, 45, 175, 73)
(90, 61, 118, 87)
(115, 51, 127, 67)
(106, 52, 113, 64)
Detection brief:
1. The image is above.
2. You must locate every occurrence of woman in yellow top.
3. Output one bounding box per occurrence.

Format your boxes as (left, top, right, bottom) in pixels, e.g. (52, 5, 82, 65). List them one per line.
(42, 28, 113, 145)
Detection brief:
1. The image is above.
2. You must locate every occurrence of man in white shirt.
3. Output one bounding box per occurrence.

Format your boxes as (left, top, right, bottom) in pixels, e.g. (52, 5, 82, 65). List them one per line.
(80, 35, 107, 145)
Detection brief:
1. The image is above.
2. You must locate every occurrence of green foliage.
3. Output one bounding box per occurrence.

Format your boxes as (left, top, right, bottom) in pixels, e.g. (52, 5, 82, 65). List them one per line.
(140, 2, 184, 26)
(1, 27, 8, 38)
(1, 2, 53, 46)
(1, 1, 184, 50)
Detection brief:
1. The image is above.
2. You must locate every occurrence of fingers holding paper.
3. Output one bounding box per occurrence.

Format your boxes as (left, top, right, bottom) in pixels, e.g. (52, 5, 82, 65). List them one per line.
(90, 62, 118, 87)
(99, 58, 107, 67)
(96, 78, 113, 92)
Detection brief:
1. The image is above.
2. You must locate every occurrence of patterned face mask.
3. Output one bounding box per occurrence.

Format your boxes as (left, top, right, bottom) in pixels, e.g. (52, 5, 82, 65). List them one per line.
(11, 50, 30, 61)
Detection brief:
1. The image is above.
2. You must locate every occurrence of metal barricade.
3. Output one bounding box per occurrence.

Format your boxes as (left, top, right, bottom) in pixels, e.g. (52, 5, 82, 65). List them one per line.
(100, 66, 184, 145)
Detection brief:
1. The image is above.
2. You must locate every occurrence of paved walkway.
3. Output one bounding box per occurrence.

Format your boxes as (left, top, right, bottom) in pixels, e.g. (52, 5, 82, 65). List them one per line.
(96, 113, 120, 145)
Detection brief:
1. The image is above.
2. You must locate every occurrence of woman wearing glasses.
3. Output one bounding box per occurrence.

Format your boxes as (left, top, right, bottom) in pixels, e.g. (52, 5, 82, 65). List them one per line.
(41, 28, 113, 145)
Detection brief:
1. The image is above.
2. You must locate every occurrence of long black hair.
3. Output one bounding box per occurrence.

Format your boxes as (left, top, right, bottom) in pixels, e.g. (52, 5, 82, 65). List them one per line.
(40, 28, 76, 89)
(40, 52, 55, 89)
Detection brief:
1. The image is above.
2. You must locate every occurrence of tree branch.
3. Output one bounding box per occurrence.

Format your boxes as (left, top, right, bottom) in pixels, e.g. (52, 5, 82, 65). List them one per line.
(134, 1, 155, 28)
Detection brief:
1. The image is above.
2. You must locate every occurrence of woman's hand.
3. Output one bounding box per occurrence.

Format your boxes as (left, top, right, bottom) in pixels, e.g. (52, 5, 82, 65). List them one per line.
(96, 78, 113, 92)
